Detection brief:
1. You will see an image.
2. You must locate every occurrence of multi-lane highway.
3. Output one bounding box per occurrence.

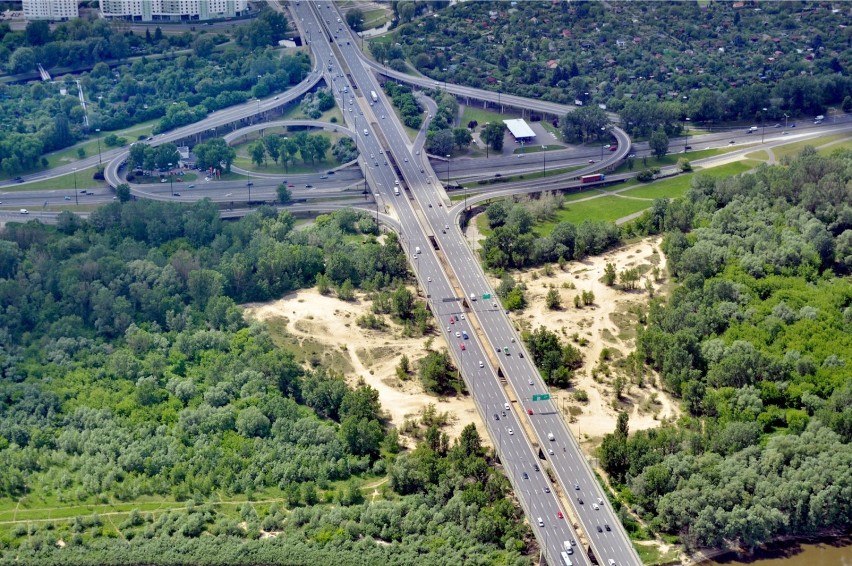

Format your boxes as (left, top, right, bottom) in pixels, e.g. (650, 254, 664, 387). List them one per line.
(291, 2, 632, 564)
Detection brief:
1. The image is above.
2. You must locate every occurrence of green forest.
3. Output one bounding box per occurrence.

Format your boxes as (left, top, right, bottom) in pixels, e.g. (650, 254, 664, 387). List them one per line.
(598, 148, 852, 551)
(0, 204, 530, 564)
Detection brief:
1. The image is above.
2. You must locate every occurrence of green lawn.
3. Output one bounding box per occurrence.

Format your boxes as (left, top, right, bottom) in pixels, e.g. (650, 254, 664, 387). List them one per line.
(5, 165, 105, 192)
(461, 106, 515, 128)
(621, 160, 760, 201)
(772, 133, 851, 160)
(362, 7, 391, 29)
(232, 131, 346, 174)
(818, 139, 852, 155)
(635, 542, 681, 565)
(613, 143, 757, 174)
(541, 196, 653, 229)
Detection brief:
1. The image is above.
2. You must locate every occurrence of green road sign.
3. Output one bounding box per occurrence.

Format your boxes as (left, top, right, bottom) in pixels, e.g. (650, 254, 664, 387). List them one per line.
(532, 394, 551, 401)
(482, 293, 492, 299)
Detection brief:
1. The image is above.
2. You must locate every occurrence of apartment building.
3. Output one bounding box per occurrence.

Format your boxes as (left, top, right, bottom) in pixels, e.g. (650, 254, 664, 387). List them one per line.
(22, 0, 79, 21)
(100, 0, 247, 22)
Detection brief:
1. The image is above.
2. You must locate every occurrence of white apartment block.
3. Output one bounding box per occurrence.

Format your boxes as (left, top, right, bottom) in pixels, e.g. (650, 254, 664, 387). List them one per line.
(100, 0, 247, 22)
(22, 0, 79, 21)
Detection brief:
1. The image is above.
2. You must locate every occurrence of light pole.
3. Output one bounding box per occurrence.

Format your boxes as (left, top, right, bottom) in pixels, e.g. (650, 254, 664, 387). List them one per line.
(95, 128, 102, 167)
(168, 162, 174, 196)
(541, 145, 546, 177)
(446, 154, 451, 187)
(761, 107, 767, 144)
(373, 193, 379, 224)
(247, 170, 252, 205)
(442, 68, 448, 91)
(684, 117, 689, 152)
(72, 167, 78, 205)
(784, 112, 789, 129)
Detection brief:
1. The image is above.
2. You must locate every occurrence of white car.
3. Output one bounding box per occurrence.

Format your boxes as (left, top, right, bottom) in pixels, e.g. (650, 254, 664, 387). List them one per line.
(479, 361, 484, 368)
(507, 428, 514, 435)
(460, 314, 465, 320)
(593, 503, 600, 510)
(548, 448, 554, 455)
(427, 276, 431, 282)
(446, 326, 451, 332)
(455, 332, 461, 338)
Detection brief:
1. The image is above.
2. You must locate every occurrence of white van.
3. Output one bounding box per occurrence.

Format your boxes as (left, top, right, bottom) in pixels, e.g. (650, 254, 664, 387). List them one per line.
(815, 115, 825, 121)
(19, 208, 28, 214)
(393, 186, 400, 196)
(470, 293, 476, 301)
(548, 432, 555, 441)
(537, 517, 544, 527)
(363, 129, 369, 136)
(415, 246, 421, 255)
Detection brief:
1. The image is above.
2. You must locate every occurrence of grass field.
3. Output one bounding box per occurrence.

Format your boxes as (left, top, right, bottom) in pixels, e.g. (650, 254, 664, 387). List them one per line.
(772, 133, 851, 160)
(4, 165, 105, 192)
(460, 106, 517, 128)
(232, 130, 345, 175)
(361, 7, 391, 29)
(613, 143, 757, 174)
(819, 139, 852, 155)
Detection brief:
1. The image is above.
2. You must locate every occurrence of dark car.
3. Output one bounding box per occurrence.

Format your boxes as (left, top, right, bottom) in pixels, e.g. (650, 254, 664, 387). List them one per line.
(605, 524, 611, 531)
(533, 464, 540, 472)
(596, 525, 603, 533)
(494, 414, 499, 421)
(522, 472, 529, 480)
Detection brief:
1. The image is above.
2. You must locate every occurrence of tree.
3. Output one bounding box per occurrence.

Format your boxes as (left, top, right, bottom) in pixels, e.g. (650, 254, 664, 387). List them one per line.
(276, 183, 292, 204)
(481, 122, 506, 152)
(425, 129, 455, 156)
(195, 138, 236, 172)
(619, 268, 640, 290)
(649, 128, 670, 158)
(560, 106, 609, 143)
(392, 285, 415, 320)
(603, 263, 617, 286)
(249, 142, 266, 167)
(345, 7, 364, 32)
(545, 288, 561, 310)
(236, 406, 270, 438)
(453, 127, 472, 150)
(263, 134, 282, 164)
(115, 183, 131, 203)
(419, 350, 456, 394)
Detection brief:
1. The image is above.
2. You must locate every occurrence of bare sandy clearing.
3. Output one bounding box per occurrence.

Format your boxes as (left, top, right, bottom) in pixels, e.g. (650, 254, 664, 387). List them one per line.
(244, 289, 485, 445)
(465, 221, 680, 446)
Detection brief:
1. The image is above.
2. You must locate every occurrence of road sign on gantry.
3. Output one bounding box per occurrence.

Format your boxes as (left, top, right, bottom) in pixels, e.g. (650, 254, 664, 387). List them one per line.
(482, 293, 491, 300)
(532, 394, 551, 401)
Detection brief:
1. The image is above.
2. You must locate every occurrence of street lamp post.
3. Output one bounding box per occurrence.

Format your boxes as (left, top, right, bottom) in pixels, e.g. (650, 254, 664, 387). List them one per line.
(95, 128, 102, 167)
(446, 154, 451, 187)
(373, 193, 379, 224)
(784, 113, 789, 129)
(542, 145, 546, 177)
(168, 162, 174, 196)
(761, 107, 768, 144)
(247, 171, 252, 205)
(72, 167, 78, 205)
(684, 118, 690, 152)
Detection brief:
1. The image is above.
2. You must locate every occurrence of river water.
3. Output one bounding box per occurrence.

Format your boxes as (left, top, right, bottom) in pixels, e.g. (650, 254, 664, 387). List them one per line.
(705, 536, 852, 566)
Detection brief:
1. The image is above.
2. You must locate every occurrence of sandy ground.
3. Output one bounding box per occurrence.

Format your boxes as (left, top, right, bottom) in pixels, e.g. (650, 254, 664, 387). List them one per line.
(244, 290, 485, 446)
(467, 219, 680, 447)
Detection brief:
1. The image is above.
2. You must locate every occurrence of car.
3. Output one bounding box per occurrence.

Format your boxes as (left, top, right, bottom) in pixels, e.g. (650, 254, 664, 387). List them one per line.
(427, 276, 431, 282)
(605, 524, 611, 531)
(413, 255, 417, 260)
(729, 140, 736, 144)
(518, 154, 522, 158)
(455, 331, 461, 338)
(575, 484, 580, 490)
(493, 302, 498, 308)
(428, 203, 432, 208)
(504, 402, 510, 410)
(446, 326, 451, 332)
(528, 378, 533, 386)
(603, 144, 611, 149)
(274, 95, 279, 100)
(460, 314, 465, 320)
(225, 193, 233, 197)
(566, 547, 573, 555)
(173, 192, 181, 197)
(588, 159, 595, 163)
(416, 150, 420, 155)
(404, 158, 408, 162)
(504, 347, 509, 355)
(288, 183, 295, 187)
(598, 497, 604, 505)
(537, 517, 544, 527)
(684, 146, 692, 150)
(450, 318, 454, 324)
(782, 131, 789, 135)
(527, 408, 534, 415)
(533, 464, 539, 472)
(64, 196, 71, 200)
(519, 352, 524, 358)
(320, 175, 328, 179)
(608, 560, 616, 566)
(774, 123, 782, 128)
(13, 176, 23, 183)
(160, 178, 167, 183)
(609, 145, 618, 151)
(548, 448, 554, 455)
(593, 503, 600, 510)
(494, 413, 499, 421)
(628, 153, 637, 158)
(479, 361, 484, 368)
(544, 486, 551, 493)
(790, 123, 796, 127)
(522, 472, 529, 480)
(187, 184, 195, 188)
(557, 511, 564, 519)
(570, 540, 576, 547)
(578, 497, 583, 504)
(596, 525, 603, 533)
(507, 428, 514, 435)
(459, 343, 465, 351)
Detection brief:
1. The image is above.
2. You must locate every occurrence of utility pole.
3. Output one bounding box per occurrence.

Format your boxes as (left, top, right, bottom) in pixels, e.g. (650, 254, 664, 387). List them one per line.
(446, 154, 451, 187)
(542, 145, 546, 177)
(168, 162, 173, 196)
(73, 167, 78, 205)
(95, 128, 102, 166)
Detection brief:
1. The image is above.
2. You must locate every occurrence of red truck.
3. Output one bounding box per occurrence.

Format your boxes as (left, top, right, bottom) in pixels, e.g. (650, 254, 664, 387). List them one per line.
(580, 174, 605, 183)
